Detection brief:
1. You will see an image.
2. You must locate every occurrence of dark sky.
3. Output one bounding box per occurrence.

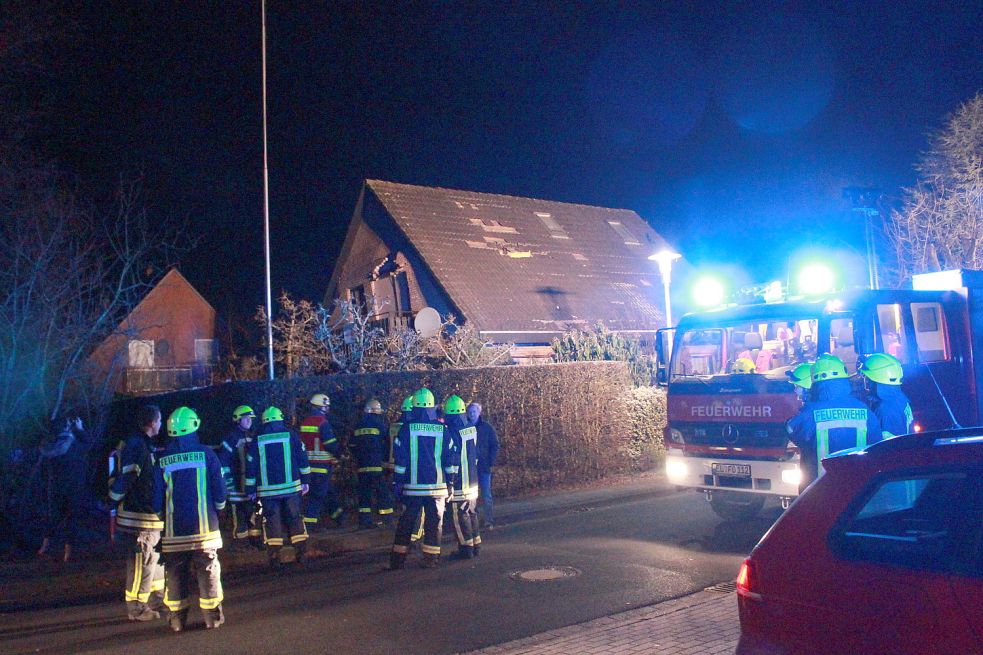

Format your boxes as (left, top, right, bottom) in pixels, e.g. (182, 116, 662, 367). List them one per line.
(39, 1, 983, 324)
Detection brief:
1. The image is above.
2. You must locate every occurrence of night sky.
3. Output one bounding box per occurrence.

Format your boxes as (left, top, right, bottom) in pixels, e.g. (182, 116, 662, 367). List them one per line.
(36, 1, 983, 325)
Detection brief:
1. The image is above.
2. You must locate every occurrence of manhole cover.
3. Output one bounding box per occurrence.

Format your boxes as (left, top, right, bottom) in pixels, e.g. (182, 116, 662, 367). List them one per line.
(510, 566, 581, 582)
(704, 581, 737, 594)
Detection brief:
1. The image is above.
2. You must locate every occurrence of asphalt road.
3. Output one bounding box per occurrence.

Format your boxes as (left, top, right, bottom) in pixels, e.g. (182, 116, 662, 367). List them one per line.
(0, 491, 782, 655)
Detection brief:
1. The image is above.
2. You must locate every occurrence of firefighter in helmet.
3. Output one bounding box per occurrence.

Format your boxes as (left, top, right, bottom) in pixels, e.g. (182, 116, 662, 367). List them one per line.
(858, 352, 914, 439)
(786, 354, 881, 491)
(350, 398, 394, 528)
(299, 393, 344, 529)
(218, 405, 262, 546)
(786, 362, 813, 403)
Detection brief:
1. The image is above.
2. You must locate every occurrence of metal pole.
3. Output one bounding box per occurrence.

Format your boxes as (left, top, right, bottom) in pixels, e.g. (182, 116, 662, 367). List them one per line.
(662, 275, 673, 328)
(864, 208, 880, 290)
(261, 0, 275, 380)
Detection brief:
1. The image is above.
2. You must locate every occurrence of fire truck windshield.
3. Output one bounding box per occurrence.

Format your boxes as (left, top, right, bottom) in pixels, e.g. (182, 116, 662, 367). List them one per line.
(671, 318, 821, 379)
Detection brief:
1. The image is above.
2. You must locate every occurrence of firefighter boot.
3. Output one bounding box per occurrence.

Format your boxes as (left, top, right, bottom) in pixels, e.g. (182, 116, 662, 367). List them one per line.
(203, 605, 225, 629)
(421, 553, 440, 569)
(449, 545, 474, 561)
(169, 609, 189, 633)
(293, 542, 306, 565)
(388, 551, 406, 571)
(268, 548, 281, 570)
(127, 603, 160, 622)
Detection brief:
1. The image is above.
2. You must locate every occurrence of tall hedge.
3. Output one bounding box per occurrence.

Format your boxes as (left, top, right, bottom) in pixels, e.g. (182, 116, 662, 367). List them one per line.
(111, 361, 666, 497)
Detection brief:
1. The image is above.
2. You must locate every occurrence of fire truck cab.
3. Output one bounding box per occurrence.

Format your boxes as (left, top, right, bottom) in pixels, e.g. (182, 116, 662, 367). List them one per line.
(656, 269, 983, 520)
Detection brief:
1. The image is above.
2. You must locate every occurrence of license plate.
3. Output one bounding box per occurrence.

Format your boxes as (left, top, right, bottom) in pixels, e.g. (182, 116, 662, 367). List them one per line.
(712, 463, 751, 478)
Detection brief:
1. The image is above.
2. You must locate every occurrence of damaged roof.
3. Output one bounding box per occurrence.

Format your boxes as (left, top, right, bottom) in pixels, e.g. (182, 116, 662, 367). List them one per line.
(365, 179, 671, 334)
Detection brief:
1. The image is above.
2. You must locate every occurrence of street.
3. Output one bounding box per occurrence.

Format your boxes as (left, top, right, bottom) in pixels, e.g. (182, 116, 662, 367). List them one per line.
(0, 487, 780, 655)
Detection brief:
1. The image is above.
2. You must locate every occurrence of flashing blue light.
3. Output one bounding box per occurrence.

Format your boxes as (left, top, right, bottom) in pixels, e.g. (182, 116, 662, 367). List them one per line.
(693, 276, 726, 308)
(797, 263, 835, 296)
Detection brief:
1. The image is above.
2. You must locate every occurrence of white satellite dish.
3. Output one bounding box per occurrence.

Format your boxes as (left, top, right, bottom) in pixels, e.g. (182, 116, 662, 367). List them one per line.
(414, 307, 441, 339)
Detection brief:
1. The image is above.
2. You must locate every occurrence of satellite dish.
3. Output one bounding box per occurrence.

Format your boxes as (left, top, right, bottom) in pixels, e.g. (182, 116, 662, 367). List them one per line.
(414, 307, 441, 339)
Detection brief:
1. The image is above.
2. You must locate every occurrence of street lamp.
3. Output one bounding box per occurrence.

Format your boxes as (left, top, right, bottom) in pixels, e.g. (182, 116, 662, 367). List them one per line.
(649, 249, 682, 327)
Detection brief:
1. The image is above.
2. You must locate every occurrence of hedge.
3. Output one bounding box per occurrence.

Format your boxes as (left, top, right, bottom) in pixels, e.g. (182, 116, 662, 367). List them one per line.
(111, 361, 667, 498)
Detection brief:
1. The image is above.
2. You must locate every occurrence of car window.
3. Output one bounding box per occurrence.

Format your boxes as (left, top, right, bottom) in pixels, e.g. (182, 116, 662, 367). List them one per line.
(834, 472, 969, 572)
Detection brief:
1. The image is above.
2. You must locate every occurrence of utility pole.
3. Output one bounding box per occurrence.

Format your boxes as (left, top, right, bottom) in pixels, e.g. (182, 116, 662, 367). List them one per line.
(843, 187, 882, 290)
(261, 0, 275, 379)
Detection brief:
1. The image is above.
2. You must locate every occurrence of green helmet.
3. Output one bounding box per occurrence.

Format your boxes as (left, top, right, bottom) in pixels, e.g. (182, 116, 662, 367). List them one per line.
(443, 395, 466, 415)
(811, 353, 847, 383)
(413, 387, 435, 408)
(232, 405, 256, 421)
(167, 406, 200, 437)
(261, 406, 284, 424)
(858, 352, 903, 385)
(787, 363, 813, 389)
(401, 396, 414, 412)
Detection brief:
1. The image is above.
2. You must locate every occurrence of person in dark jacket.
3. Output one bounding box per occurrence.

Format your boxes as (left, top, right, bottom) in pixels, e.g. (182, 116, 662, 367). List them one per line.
(108, 404, 165, 621)
(445, 395, 481, 559)
(350, 398, 394, 528)
(467, 402, 500, 529)
(390, 388, 459, 570)
(38, 413, 92, 562)
(246, 406, 311, 568)
(153, 406, 227, 631)
(298, 393, 344, 529)
(786, 354, 882, 491)
(218, 405, 261, 545)
(858, 352, 914, 439)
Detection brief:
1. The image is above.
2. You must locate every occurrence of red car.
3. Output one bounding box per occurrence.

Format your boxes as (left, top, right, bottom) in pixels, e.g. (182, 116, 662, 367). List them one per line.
(736, 430, 983, 655)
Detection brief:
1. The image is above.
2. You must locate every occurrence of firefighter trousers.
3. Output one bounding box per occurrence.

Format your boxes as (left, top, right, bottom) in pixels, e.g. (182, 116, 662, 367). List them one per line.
(162, 549, 222, 613)
(230, 501, 260, 540)
(120, 529, 164, 614)
(450, 499, 481, 549)
(263, 493, 307, 548)
(356, 470, 394, 526)
(303, 468, 342, 526)
(393, 496, 445, 557)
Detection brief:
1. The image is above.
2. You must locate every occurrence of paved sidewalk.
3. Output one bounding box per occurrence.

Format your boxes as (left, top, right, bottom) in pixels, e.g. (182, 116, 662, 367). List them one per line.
(462, 589, 739, 655)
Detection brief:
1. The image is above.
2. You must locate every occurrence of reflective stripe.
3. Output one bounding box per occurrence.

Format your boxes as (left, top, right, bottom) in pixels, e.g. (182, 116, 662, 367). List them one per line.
(303, 517, 318, 524)
(394, 466, 406, 474)
(199, 590, 224, 610)
(378, 508, 394, 515)
(358, 466, 383, 472)
(354, 427, 380, 436)
(310, 467, 328, 474)
(300, 426, 319, 432)
(121, 463, 140, 475)
(421, 544, 441, 555)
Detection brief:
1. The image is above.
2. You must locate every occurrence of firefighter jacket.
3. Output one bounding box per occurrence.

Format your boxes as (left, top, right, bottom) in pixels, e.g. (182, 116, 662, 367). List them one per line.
(218, 426, 252, 503)
(870, 384, 914, 439)
(299, 412, 340, 470)
(473, 417, 500, 475)
(393, 408, 459, 497)
(385, 410, 411, 471)
(109, 431, 164, 532)
(152, 432, 226, 553)
(787, 378, 882, 477)
(245, 421, 311, 499)
(446, 414, 479, 501)
(350, 414, 389, 473)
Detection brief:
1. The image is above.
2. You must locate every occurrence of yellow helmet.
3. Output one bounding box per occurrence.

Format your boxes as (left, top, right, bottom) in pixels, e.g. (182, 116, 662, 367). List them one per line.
(786, 363, 813, 389)
(731, 357, 756, 374)
(309, 393, 330, 408)
(364, 398, 383, 414)
(811, 353, 847, 383)
(232, 405, 256, 421)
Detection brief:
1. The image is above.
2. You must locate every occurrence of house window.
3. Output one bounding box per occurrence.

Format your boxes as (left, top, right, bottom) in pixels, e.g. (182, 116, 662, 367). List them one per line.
(535, 212, 569, 239)
(194, 339, 216, 363)
(607, 220, 641, 245)
(349, 285, 368, 309)
(128, 340, 154, 368)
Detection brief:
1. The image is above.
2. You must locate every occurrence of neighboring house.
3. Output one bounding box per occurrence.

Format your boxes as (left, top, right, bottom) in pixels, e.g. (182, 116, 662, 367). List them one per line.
(88, 268, 218, 395)
(326, 180, 675, 363)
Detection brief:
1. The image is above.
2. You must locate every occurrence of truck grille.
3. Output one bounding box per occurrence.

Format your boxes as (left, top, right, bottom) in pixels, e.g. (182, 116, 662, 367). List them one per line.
(680, 423, 789, 450)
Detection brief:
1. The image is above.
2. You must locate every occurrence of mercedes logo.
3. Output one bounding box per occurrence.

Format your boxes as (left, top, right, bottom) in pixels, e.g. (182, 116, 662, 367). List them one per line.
(722, 423, 739, 444)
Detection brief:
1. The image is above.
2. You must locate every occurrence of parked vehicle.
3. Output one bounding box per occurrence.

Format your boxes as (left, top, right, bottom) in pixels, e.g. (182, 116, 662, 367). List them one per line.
(736, 429, 983, 654)
(656, 269, 983, 520)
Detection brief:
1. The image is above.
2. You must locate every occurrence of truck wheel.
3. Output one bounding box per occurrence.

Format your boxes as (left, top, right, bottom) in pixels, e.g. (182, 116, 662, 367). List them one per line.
(709, 492, 765, 521)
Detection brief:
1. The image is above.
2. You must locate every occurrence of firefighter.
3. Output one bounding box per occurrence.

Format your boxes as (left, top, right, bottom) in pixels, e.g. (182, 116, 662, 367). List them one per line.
(108, 404, 165, 621)
(385, 396, 414, 478)
(389, 388, 459, 570)
(299, 393, 344, 529)
(786, 354, 882, 491)
(153, 407, 226, 631)
(786, 362, 813, 404)
(350, 398, 395, 528)
(858, 352, 914, 438)
(246, 406, 311, 569)
(445, 395, 481, 559)
(218, 405, 262, 546)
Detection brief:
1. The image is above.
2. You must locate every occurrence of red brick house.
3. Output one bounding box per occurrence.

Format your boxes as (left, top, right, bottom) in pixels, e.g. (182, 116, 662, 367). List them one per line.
(326, 180, 675, 362)
(88, 268, 218, 395)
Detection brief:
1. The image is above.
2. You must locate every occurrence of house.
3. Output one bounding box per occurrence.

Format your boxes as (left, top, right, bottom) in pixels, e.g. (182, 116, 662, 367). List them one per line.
(326, 180, 676, 363)
(88, 268, 218, 395)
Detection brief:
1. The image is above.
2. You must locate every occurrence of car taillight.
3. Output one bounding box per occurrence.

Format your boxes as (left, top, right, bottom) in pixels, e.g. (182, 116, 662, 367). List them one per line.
(736, 558, 762, 601)
(913, 422, 922, 433)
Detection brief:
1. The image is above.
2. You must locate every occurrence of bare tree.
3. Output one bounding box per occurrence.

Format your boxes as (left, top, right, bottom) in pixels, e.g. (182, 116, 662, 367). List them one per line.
(433, 317, 513, 368)
(887, 92, 983, 282)
(313, 299, 386, 374)
(256, 292, 328, 378)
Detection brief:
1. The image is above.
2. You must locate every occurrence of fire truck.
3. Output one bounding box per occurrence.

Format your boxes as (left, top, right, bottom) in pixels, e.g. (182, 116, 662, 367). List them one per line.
(655, 269, 983, 520)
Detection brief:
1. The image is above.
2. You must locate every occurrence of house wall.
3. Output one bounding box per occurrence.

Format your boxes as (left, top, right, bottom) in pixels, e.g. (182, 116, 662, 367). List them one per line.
(88, 271, 217, 394)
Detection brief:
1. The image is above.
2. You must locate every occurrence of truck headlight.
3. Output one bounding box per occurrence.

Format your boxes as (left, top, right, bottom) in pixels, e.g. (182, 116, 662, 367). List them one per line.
(669, 428, 685, 444)
(781, 467, 802, 487)
(666, 458, 689, 482)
